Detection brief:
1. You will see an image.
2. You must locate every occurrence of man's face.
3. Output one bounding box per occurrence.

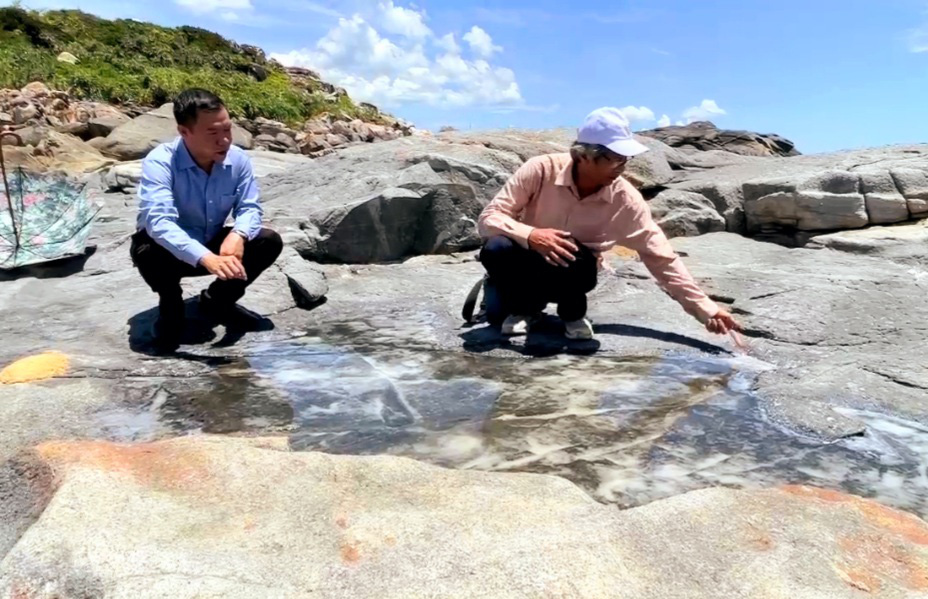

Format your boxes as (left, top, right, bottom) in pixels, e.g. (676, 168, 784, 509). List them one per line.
(583, 151, 630, 187)
(178, 107, 233, 164)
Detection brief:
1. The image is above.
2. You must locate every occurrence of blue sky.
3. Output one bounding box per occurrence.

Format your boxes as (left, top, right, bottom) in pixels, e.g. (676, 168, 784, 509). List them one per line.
(7, 0, 928, 153)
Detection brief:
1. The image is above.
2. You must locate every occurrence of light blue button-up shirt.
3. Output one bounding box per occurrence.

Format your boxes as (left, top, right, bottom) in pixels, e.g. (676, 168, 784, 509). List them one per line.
(137, 138, 263, 266)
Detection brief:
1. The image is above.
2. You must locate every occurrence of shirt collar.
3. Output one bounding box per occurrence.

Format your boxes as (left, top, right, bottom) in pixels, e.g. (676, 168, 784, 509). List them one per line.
(555, 158, 615, 204)
(176, 138, 233, 171)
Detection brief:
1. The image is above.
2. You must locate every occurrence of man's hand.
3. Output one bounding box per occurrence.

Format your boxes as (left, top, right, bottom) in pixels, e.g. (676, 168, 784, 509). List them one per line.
(705, 309, 742, 335)
(528, 229, 578, 267)
(200, 253, 247, 281)
(220, 231, 246, 261)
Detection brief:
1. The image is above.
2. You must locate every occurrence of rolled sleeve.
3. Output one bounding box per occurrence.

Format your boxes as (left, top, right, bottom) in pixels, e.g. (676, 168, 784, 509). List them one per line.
(232, 159, 263, 241)
(618, 196, 720, 323)
(138, 156, 210, 267)
(477, 159, 540, 248)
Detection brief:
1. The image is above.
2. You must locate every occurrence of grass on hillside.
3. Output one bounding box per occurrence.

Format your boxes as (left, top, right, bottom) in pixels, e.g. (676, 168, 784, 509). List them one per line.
(0, 6, 384, 125)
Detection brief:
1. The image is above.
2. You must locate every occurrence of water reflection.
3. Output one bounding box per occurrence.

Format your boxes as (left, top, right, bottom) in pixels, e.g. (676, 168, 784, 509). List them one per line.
(94, 333, 928, 518)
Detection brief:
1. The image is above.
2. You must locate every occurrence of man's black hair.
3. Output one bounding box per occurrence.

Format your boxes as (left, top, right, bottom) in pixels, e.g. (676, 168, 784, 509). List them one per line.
(173, 88, 225, 127)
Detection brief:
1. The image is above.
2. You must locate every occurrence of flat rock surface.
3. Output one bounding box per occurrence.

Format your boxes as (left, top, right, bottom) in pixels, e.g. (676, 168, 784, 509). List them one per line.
(2, 436, 927, 599)
(3, 132, 928, 597)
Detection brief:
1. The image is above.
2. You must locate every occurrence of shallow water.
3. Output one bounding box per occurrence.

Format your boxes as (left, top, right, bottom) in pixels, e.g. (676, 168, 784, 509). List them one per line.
(95, 330, 928, 517)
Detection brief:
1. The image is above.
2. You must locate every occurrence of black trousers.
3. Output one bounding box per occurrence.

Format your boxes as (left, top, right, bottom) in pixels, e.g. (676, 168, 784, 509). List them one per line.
(479, 235, 598, 322)
(130, 227, 283, 309)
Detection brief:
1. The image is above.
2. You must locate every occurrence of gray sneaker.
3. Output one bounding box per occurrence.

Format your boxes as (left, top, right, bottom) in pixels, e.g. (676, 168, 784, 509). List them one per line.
(564, 318, 594, 340)
(501, 314, 536, 336)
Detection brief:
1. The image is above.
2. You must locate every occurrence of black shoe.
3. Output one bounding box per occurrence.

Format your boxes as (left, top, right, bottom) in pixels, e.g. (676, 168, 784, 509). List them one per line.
(199, 290, 269, 332)
(152, 300, 184, 353)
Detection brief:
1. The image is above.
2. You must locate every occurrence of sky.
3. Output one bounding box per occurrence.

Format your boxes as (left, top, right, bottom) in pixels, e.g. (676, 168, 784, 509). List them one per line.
(5, 0, 928, 153)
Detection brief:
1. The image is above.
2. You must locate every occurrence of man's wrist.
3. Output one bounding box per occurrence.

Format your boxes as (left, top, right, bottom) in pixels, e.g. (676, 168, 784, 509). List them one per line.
(231, 230, 249, 241)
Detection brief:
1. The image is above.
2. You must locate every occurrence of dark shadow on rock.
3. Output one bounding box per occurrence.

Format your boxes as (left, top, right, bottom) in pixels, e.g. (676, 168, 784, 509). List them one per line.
(460, 315, 601, 358)
(461, 317, 729, 357)
(211, 308, 276, 349)
(129, 297, 277, 356)
(592, 323, 730, 355)
(0, 246, 96, 282)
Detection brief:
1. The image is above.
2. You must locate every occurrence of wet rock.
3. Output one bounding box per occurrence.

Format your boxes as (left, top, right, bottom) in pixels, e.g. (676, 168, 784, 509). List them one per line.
(93, 103, 253, 161)
(1, 436, 926, 598)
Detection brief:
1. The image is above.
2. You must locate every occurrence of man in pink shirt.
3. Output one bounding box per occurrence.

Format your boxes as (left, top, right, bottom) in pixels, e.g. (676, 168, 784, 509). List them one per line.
(477, 107, 741, 341)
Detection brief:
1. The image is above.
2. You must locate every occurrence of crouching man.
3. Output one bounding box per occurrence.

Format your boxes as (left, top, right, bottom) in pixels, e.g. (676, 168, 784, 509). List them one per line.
(130, 88, 283, 351)
(476, 107, 740, 341)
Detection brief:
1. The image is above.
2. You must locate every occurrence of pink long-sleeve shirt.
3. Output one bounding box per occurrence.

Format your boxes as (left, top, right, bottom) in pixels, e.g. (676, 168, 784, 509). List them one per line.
(477, 153, 720, 322)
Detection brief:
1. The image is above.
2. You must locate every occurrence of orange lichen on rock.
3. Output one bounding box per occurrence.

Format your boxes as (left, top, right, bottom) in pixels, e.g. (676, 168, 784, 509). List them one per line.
(0, 351, 69, 384)
(834, 564, 881, 594)
(36, 439, 212, 497)
(782, 486, 928, 592)
(782, 485, 928, 545)
(837, 534, 928, 592)
(610, 246, 639, 260)
(340, 541, 362, 564)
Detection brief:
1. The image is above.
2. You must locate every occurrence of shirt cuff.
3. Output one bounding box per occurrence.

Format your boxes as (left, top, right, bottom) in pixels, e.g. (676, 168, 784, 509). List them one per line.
(508, 222, 536, 248)
(188, 244, 211, 267)
(232, 228, 252, 241)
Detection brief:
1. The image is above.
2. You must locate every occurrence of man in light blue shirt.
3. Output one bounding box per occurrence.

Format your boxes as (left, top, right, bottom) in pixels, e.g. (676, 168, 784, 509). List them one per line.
(130, 88, 283, 351)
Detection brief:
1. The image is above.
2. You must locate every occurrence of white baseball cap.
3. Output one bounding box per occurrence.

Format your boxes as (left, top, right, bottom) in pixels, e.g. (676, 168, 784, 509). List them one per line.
(576, 107, 650, 157)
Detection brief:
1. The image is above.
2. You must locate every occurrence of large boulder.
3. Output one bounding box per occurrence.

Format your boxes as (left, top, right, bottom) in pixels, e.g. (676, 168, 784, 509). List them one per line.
(639, 120, 800, 157)
(100, 150, 312, 192)
(262, 135, 529, 263)
(648, 189, 726, 238)
(92, 103, 254, 161)
(2, 436, 927, 598)
(0, 130, 112, 173)
(445, 128, 674, 191)
(671, 144, 928, 238)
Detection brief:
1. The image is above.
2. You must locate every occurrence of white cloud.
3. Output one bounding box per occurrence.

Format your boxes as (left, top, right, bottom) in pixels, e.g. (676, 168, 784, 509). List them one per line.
(270, 12, 522, 109)
(437, 33, 460, 55)
(619, 105, 655, 123)
(681, 99, 726, 123)
(675, 120, 686, 126)
(909, 27, 928, 52)
(657, 114, 671, 127)
(174, 0, 251, 15)
(378, 0, 431, 39)
(220, 11, 240, 21)
(463, 26, 502, 58)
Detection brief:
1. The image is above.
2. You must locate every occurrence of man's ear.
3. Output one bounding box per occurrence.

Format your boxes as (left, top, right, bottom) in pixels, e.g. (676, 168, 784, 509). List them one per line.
(177, 124, 189, 138)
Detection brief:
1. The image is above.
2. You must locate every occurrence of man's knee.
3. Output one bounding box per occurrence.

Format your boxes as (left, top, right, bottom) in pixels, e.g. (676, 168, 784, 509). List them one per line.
(479, 235, 519, 266)
(565, 240, 597, 292)
(251, 228, 284, 264)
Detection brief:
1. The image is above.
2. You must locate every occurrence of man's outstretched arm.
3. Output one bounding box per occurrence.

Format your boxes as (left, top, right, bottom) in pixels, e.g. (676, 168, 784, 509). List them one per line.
(617, 191, 740, 334)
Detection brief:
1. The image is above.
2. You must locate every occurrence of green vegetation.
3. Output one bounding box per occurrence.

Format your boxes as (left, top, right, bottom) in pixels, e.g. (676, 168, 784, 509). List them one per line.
(0, 6, 385, 125)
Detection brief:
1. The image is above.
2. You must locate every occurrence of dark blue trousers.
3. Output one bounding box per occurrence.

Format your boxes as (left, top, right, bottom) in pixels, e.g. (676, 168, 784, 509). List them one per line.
(479, 235, 598, 324)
